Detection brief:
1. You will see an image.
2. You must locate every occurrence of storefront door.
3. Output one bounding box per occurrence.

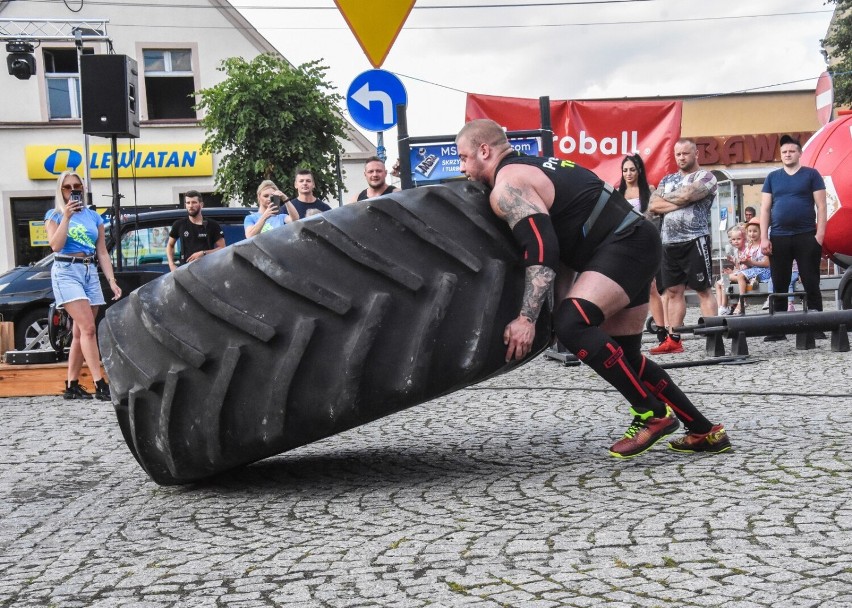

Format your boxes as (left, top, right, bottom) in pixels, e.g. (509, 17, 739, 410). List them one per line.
(11, 197, 55, 267)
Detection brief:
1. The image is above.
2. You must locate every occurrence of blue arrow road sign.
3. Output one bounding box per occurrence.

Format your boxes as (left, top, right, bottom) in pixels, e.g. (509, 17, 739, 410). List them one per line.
(346, 69, 407, 132)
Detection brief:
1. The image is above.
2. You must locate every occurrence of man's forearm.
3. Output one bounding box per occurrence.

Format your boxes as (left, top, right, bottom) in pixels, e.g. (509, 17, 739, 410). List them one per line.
(649, 195, 680, 214)
(662, 181, 711, 206)
(519, 265, 556, 323)
(814, 190, 827, 240)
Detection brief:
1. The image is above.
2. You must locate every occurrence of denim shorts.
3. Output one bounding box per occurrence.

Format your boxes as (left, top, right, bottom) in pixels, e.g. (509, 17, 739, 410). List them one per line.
(51, 260, 106, 306)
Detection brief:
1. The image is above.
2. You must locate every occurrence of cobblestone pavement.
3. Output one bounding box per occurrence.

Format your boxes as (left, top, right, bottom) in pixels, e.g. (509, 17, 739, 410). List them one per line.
(1, 307, 851, 607)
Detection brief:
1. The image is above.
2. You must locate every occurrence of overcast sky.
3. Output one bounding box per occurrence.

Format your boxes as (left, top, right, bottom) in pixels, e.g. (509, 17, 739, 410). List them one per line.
(236, 0, 836, 163)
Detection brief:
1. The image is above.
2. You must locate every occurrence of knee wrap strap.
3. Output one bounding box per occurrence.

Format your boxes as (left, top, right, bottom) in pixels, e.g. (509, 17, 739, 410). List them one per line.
(554, 298, 605, 359)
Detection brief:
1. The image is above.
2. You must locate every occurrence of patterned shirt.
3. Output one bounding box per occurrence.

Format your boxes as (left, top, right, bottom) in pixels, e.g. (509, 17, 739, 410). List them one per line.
(44, 207, 103, 255)
(658, 170, 717, 244)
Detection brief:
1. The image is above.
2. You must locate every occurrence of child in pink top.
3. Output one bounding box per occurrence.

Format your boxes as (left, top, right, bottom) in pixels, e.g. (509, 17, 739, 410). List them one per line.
(715, 225, 746, 315)
(728, 219, 771, 314)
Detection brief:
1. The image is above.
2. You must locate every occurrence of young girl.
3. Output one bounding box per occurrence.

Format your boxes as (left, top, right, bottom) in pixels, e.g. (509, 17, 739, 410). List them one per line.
(729, 219, 772, 314)
(715, 225, 746, 315)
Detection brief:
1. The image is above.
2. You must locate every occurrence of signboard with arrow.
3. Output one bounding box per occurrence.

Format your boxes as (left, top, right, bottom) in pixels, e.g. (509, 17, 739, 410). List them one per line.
(346, 69, 408, 132)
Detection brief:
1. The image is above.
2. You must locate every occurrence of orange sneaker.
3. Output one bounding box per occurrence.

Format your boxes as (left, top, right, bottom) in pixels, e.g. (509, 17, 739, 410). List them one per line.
(668, 424, 732, 453)
(610, 407, 681, 458)
(649, 336, 684, 354)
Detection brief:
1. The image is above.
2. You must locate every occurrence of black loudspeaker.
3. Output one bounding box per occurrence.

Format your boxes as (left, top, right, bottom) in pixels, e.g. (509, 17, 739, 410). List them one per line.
(80, 54, 140, 138)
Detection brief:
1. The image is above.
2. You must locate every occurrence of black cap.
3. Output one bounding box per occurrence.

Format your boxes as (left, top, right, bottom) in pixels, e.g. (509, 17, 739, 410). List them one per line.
(779, 134, 800, 148)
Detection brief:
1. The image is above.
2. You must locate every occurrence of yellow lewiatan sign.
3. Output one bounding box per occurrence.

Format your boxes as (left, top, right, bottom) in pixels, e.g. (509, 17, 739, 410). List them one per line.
(26, 144, 213, 180)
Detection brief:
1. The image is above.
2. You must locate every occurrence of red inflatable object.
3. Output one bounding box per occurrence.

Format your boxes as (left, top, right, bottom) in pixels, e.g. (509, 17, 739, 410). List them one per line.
(801, 114, 852, 257)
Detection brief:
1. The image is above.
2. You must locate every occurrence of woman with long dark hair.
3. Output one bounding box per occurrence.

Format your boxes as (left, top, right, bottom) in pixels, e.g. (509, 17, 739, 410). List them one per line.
(618, 155, 666, 342)
(618, 154, 652, 213)
(45, 170, 122, 400)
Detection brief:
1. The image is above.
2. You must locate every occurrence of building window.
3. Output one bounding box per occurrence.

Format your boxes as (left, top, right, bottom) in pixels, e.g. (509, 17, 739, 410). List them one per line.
(44, 48, 81, 119)
(143, 49, 196, 120)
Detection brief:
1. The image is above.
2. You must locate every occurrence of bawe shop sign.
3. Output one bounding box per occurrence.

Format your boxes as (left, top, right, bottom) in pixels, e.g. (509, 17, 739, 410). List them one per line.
(466, 93, 682, 186)
(695, 132, 813, 166)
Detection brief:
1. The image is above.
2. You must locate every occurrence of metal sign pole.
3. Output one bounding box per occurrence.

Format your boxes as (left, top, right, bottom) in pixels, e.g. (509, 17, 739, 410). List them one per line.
(396, 104, 412, 190)
(538, 96, 553, 157)
(376, 131, 386, 162)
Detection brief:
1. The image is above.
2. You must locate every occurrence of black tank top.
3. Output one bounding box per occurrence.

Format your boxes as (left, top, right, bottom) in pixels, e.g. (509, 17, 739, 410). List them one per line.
(494, 153, 634, 267)
(357, 184, 397, 201)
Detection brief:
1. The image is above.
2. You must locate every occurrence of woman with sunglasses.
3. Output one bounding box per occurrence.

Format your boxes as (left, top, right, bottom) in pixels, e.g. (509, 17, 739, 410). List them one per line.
(44, 170, 122, 400)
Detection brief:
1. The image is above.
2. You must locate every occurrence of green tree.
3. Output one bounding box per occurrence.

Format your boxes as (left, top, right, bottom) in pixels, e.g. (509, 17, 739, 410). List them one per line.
(822, 0, 852, 107)
(196, 54, 347, 205)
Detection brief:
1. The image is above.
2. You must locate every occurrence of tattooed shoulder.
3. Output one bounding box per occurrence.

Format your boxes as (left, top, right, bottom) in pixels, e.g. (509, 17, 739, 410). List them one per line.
(492, 182, 543, 227)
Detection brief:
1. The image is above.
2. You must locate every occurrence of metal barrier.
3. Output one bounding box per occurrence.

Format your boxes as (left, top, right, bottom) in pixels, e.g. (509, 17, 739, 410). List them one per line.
(691, 309, 851, 356)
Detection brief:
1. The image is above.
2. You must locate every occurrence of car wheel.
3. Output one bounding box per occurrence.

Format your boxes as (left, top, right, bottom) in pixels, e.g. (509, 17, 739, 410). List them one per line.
(99, 181, 553, 485)
(15, 308, 51, 351)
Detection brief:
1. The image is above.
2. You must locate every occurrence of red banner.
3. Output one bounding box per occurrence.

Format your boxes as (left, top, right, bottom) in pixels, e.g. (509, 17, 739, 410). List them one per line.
(465, 94, 683, 187)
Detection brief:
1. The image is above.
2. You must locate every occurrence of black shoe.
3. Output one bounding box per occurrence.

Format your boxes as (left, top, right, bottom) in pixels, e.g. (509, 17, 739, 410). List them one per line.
(94, 379, 111, 401)
(63, 381, 93, 400)
(763, 334, 787, 342)
(812, 331, 827, 340)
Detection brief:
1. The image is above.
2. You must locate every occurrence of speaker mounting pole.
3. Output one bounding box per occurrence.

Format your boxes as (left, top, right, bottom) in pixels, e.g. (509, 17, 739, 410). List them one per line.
(74, 36, 94, 207)
(110, 136, 122, 271)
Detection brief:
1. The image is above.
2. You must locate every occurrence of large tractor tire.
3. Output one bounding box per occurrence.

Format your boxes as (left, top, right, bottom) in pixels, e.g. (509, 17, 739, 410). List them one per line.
(100, 181, 552, 485)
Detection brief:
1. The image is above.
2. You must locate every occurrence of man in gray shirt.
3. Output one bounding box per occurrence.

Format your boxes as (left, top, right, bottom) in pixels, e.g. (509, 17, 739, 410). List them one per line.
(648, 138, 718, 354)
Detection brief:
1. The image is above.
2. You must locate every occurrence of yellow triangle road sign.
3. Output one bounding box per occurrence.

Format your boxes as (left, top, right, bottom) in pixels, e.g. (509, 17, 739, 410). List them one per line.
(335, 0, 416, 68)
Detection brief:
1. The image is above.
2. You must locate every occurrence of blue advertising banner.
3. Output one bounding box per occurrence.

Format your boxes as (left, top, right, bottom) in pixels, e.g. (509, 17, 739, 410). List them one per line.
(409, 137, 541, 185)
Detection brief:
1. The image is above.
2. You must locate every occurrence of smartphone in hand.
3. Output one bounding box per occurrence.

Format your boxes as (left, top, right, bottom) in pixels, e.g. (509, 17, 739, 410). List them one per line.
(70, 190, 84, 212)
(269, 194, 281, 213)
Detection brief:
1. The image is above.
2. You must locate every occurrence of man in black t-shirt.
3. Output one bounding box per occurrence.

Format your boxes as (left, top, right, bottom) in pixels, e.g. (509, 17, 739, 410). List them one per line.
(455, 119, 731, 460)
(166, 190, 225, 271)
(288, 168, 332, 219)
(350, 156, 398, 202)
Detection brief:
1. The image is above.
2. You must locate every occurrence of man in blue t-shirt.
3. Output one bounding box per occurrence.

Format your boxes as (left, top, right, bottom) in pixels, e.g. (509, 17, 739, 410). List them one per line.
(760, 134, 827, 313)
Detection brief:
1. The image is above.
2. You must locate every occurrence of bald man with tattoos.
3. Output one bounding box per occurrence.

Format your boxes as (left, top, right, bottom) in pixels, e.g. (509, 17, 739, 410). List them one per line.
(455, 119, 731, 458)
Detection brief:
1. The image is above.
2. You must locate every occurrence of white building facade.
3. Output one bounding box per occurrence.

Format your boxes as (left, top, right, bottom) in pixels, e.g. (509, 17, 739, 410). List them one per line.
(0, 0, 375, 271)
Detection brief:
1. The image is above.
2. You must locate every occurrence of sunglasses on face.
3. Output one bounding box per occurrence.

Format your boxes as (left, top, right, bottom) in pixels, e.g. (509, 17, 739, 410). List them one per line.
(62, 184, 84, 190)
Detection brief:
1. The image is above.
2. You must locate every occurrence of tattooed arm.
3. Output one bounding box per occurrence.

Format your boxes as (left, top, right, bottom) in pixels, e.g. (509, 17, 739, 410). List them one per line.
(659, 170, 718, 208)
(491, 178, 556, 361)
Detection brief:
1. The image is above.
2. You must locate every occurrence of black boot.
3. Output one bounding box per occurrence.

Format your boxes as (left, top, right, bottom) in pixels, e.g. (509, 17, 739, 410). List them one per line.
(94, 378, 111, 402)
(63, 380, 93, 400)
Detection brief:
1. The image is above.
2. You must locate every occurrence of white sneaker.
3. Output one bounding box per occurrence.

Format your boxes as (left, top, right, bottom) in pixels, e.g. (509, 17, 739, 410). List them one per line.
(717, 306, 729, 316)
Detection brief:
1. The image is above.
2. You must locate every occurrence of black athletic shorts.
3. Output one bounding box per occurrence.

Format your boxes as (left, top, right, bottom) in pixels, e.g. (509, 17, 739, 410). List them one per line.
(661, 235, 713, 292)
(581, 219, 662, 308)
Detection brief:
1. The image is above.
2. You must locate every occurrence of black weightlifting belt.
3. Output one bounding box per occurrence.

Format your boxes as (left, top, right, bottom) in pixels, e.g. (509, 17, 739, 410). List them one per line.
(575, 183, 644, 264)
